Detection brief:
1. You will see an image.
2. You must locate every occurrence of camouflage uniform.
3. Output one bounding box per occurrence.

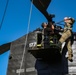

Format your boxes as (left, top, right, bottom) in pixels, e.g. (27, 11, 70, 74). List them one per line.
(59, 17, 75, 61)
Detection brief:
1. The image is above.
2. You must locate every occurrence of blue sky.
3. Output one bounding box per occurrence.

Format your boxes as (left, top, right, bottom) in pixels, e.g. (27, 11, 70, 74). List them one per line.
(0, 0, 76, 75)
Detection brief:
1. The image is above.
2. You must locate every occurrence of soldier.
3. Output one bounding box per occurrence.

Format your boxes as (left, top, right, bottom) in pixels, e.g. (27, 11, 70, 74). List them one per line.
(41, 22, 54, 37)
(41, 22, 55, 48)
(58, 17, 75, 61)
(37, 22, 48, 47)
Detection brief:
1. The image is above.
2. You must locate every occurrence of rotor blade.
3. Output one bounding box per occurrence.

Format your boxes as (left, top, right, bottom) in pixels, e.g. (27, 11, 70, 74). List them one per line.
(0, 42, 11, 54)
(31, 0, 51, 10)
(31, 0, 52, 21)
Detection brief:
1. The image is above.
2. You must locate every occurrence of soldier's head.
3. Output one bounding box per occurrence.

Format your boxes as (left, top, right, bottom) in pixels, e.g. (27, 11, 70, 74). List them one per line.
(64, 17, 75, 25)
(41, 22, 48, 28)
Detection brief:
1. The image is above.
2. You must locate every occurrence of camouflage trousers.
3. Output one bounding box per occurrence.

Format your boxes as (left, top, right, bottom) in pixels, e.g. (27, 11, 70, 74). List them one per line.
(59, 30, 73, 55)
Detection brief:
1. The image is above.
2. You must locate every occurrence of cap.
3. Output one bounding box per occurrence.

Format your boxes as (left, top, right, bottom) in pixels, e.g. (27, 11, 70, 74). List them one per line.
(41, 22, 48, 28)
(64, 17, 71, 20)
(64, 17, 75, 24)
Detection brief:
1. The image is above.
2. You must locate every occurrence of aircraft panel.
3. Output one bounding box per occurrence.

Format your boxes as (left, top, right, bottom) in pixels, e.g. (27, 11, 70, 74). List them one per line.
(6, 31, 76, 75)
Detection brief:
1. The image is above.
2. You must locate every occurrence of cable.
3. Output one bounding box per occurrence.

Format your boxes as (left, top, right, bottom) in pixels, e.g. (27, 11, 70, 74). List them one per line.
(0, 0, 9, 29)
(55, 20, 64, 24)
(54, 20, 64, 26)
(18, 0, 33, 75)
(53, 20, 65, 27)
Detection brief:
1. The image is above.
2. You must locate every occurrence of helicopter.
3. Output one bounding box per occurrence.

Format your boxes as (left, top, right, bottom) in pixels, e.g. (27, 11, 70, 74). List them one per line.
(0, 0, 76, 61)
(0, 1, 76, 75)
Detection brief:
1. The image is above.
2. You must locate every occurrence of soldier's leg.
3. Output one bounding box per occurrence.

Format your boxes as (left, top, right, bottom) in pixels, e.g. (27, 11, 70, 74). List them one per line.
(67, 40, 73, 62)
(59, 30, 71, 43)
(58, 30, 71, 53)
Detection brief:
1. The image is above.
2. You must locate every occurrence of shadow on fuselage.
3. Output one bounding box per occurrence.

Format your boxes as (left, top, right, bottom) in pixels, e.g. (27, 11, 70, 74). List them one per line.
(35, 46, 68, 75)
